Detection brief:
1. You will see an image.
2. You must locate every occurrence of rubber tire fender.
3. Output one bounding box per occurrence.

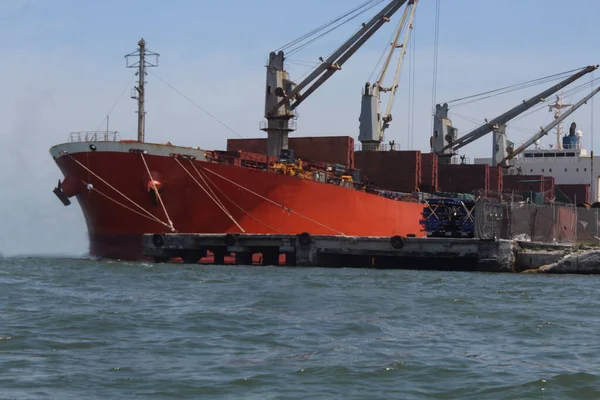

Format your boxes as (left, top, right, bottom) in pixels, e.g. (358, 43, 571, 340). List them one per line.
(152, 234, 164, 248)
(224, 234, 236, 247)
(390, 235, 405, 249)
(298, 232, 312, 246)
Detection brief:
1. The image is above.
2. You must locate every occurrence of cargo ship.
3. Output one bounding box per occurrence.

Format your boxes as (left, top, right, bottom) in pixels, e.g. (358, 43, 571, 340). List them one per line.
(49, 1, 433, 260)
(50, 0, 600, 260)
(50, 136, 427, 260)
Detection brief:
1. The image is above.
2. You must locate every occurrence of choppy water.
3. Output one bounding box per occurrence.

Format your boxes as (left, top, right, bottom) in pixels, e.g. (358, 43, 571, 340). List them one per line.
(1, 258, 600, 399)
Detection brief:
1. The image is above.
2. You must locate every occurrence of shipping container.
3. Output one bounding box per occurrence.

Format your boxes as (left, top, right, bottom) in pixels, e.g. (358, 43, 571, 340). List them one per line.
(355, 150, 421, 193)
(503, 174, 555, 203)
(420, 153, 439, 192)
(556, 183, 590, 204)
(503, 175, 545, 193)
(489, 166, 503, 194)
(438, 164, 489, 196)
(226, 138, 266, 154)
(227, 136, 355, 168)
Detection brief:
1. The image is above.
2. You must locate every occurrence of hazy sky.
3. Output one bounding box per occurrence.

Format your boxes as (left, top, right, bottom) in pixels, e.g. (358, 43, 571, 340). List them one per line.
(2, 0, 600, 256)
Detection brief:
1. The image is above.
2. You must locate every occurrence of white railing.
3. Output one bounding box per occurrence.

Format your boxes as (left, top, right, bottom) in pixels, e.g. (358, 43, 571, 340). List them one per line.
(259, 119, 298, 131)
(354, 143, 402, 152)
(68, 131, 121, 143)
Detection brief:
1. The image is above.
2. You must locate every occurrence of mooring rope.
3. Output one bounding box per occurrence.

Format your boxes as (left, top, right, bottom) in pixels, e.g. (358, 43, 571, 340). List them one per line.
(192, 162, 284, 234)
(68, 155, 173, 229)
(188, 160, 229, 213)
(82, 179, 174, 230)
(174, 158, 245, 233)
(196, 162, 345, 236)
(140, 153, 175, 231)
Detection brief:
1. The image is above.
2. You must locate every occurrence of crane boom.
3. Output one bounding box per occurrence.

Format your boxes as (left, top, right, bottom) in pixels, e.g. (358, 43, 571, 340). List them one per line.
(381, 1, 416, 135)
(499, 85, 600, 166)
(262, 0, 409, 157)
(438, 65, 598, 154)
(285, 0, 408, 112)
(358, 0, 417, 150)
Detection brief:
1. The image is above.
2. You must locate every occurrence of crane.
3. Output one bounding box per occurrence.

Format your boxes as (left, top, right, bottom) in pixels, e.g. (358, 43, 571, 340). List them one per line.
(260, 0, 410, 157)
(358, 0, 417, 151)
(498, 85, 600, 166)
(432, 65, 599, 164)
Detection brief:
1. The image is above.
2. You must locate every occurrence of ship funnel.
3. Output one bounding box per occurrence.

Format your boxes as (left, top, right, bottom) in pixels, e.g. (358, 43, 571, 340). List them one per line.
(569, 122, 577, 136)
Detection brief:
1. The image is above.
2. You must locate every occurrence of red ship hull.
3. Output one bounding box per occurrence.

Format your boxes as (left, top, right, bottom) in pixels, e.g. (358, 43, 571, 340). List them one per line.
(50, 142, 425, 260)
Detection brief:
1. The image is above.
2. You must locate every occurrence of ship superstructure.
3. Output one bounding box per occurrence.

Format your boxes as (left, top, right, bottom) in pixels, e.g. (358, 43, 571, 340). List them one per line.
(504, 123, 598, 203)
(473, 97, 600, 203)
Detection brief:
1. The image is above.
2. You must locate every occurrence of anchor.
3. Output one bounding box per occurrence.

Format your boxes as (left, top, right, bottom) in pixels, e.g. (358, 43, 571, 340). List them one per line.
(53, 179, 71, 206)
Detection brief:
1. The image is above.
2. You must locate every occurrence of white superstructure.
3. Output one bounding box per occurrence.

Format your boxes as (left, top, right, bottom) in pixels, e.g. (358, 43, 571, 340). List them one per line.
(475, 125, 599, 203)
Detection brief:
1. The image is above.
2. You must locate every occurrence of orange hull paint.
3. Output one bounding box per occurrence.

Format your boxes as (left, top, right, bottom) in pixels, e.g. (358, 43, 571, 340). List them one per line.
(54, 149, 425, 260)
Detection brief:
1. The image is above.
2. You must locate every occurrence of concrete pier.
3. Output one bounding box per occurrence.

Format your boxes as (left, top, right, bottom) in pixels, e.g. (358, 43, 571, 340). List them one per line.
(142, 233, 521, 272)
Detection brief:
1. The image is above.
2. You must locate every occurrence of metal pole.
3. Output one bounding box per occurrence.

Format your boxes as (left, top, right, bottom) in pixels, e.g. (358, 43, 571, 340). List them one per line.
(592, 71, 596, 202)
(137, 39, 146, 143)
(125, 39, 159, 143)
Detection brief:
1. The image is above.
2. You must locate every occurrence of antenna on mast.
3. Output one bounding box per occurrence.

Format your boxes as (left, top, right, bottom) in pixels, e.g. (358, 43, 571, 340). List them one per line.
(125, 38, 160, 143)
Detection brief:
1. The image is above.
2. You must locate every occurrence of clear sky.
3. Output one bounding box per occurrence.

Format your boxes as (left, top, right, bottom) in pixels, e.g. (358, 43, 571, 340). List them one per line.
(2, 0, 600, 256)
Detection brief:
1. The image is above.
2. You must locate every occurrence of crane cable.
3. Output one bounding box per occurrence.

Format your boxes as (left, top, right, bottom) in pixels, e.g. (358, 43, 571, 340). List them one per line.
(429, 0, 441, 149)
(409, 13, 416, 149)
(451, 76, 600, 136)
(286, 0, 387, 57)
(277, 0, 381, 51)
(448, 70, 585, 108)
(450, 75, 600, 126)
(148, 70, 244, 139)
(444, 68, 581, 106)
(509, 76, 600, 123)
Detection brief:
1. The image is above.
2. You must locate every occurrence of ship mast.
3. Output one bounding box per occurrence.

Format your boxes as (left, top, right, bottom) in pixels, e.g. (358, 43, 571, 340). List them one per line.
(549, 95, 571, 150)
(125, 39, 160, 143)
